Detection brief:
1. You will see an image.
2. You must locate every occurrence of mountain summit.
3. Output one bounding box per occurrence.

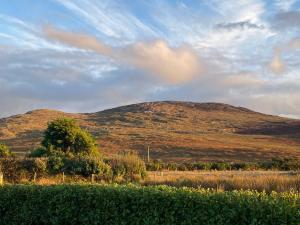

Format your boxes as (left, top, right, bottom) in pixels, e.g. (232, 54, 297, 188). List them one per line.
(0, 101, 299, 162)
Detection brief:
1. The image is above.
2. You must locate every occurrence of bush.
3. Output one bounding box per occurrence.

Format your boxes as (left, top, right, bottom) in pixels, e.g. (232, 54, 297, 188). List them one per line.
(146, 160, 163, 171)
(0, 185, 298, 225)
(111, 153, 146, 181)
(48, 153, 65, 173)
(63, 157, 111, 176)
(28, 146, 49, 158)
(259, 158, 300, 171)
(0, 158, 48, 182)
(46, 151, 110, 176)
(0, 143, 14, 158)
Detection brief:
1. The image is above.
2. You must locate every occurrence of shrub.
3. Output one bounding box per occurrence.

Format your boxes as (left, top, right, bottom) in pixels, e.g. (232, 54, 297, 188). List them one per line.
(0, 185, 298, 225)
(28, 146, 49, 158)
(0, 158, 48, 182)
(111, 153, 146, 181)
(63, 157, 111, 176)
(146, 160, 163, 171)
(0, 143, 14, 158)
(48, 153, 65, 173)
(166, 162, 178, 171)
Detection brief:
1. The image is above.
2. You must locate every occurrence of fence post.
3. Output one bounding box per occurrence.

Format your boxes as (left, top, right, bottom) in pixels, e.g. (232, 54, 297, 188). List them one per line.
(0, 172, 3, 185)
(33, 172, 37, 183)
(91, 174, 95, 183)
(62, 172, 65, 183)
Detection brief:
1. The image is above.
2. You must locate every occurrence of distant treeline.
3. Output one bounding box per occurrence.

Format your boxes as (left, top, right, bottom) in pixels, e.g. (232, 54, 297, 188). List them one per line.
(146, 158, 300, 171)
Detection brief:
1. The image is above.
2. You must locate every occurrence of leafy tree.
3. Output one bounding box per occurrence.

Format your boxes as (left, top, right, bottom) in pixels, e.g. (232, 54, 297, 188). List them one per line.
(0, 142, 14, 157)
(42, 118, 98, 156)
(73, 130, 97, 155)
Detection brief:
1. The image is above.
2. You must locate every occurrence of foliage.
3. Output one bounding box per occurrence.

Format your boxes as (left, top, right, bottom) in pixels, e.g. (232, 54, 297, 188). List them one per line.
(261, 158, 300, 171)
(146, 158, 300, 171)
(0, 158, 47, 182)
(42, 118, 97, 156)
(0, 143, 14, 158)
(28, 146, 49, 158)
(110, 153, 147, 181)
(146, 159, 163, 171)
(0, 185, 299, 225)
(47, 152, 65, 173)
(62, 156, 111, 176)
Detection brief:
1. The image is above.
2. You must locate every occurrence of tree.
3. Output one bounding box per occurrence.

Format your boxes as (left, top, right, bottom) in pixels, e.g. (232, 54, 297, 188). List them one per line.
(0, 142, 14, 158)
(42, 118, 97, 155)
(73, 130, 97, 155)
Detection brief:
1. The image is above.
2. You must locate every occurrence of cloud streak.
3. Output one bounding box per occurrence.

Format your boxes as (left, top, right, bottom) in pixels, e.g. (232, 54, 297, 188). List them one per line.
(215, 21, 264, 31)
(44, 26, 203, 84)
(269, 48, 285, 74)
(269, 37, 300, 74)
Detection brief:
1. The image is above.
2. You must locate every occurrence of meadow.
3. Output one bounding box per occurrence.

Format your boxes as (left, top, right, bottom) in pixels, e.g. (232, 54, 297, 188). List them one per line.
(145, 170, 300, 193)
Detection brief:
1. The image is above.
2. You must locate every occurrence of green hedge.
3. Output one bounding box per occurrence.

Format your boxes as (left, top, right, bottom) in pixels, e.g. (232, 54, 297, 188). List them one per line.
(0, 185, 299, 225)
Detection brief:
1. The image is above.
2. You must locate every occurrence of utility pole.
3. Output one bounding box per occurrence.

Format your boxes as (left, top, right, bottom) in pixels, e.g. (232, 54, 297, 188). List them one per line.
(145, 105, 152, 163)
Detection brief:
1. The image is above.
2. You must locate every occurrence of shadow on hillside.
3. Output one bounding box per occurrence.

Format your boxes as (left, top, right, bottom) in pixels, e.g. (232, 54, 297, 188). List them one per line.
(136, 146, 295, 162)
(237, 121, 300, 136)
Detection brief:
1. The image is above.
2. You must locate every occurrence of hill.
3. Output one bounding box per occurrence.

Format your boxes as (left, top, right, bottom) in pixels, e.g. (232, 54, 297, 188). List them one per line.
(0, 101, 299, 162)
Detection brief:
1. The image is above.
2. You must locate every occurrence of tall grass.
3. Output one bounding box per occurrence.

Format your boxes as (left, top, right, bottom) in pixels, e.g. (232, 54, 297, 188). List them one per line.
(144, 171, 300, 192)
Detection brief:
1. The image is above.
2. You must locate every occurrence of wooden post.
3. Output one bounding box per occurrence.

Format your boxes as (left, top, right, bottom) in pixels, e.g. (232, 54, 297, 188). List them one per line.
(91, 174, 95, 183)
(62, 172, 65, 183)
(33, 172, 37, 183)
(0, 172, 3, 185)
(147, 145, 150, 163)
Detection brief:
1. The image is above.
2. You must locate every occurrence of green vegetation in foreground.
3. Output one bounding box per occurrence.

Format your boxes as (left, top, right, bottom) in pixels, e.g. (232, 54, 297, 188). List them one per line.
(0, 185, 299, 225)
(0, 142, 14, 158)
(146, 158, 300, 171)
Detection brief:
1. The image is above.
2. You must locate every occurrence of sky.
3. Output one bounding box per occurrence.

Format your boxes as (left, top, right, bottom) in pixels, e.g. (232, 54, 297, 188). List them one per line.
(0, 0, 300, 118)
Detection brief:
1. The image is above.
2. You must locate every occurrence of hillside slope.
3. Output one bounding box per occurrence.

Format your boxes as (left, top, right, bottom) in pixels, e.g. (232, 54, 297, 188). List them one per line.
(0, 101, 299, 162)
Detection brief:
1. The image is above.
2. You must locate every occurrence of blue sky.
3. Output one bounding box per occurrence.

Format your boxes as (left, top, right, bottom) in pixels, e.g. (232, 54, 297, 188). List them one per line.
(0, 0, 300, 118)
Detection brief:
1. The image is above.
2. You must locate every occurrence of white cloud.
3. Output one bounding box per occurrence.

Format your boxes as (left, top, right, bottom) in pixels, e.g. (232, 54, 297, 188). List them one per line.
(44, 26, 204, 84)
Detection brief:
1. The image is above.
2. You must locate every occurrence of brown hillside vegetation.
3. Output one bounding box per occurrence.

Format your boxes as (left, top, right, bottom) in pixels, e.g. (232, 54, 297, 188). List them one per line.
(0, 101, 300, 162)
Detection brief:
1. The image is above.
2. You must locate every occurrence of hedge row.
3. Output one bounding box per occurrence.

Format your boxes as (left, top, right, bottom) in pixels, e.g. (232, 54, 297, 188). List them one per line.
(0, 155, 147, 183)
(0, 158, 109, 181)
(0, 185, 299, 225)
(146, 158, 300, 171)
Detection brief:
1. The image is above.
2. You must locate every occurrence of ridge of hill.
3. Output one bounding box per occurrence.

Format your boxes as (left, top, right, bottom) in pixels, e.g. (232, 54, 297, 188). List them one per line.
(0, 101, 299, 162)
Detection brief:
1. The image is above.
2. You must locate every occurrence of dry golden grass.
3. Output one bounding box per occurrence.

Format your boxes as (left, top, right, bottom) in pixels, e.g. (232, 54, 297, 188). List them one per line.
(144, 171, 300, 192)
(1, 101, 300, 162)
(7, 170, 300, 193)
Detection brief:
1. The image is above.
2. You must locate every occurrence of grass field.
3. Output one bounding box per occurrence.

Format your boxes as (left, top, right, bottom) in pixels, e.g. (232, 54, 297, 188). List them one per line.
(2, 169, 300, 193)
(144, 170, 300, 192)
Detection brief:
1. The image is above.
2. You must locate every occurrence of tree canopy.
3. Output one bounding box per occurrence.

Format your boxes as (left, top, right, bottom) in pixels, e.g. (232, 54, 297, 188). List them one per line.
(0, 142, 13, 158)
(42, 118, 97, 156)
